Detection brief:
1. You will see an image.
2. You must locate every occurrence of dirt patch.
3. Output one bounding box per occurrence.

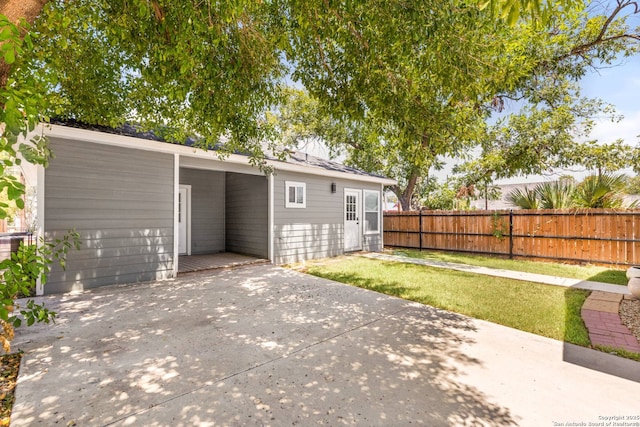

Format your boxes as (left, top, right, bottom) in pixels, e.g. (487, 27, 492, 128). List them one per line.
(620, 298, 640, 345)
(0, 352, 21, 426)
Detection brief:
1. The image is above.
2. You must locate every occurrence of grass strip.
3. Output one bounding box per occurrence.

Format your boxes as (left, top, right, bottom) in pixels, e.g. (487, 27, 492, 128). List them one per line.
(392, 249, 628, 286)
(594, 345, 640, 362)
(303, 257, 590, 346)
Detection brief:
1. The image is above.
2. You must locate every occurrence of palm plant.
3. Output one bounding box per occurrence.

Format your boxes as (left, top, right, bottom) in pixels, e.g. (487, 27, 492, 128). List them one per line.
(536, 181, 575, 209)
(507, 188, 540, 209)
(574, 173, 627, 208)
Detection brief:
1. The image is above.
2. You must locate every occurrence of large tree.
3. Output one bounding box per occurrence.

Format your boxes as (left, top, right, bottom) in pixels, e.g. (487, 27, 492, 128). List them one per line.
(278, 1, 535, 209)
(273, 2, 640, 209)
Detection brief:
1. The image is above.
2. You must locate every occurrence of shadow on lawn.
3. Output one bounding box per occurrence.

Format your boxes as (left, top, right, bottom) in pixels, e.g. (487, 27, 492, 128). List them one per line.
(10, 264, 518, 426)
(306, 270, 408, 299)
(587, 270, 627, 286)
(562, 287, 640, 383)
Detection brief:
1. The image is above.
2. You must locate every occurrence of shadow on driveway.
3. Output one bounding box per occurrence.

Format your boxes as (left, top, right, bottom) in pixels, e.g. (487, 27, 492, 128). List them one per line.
(11, 264, 515, 426)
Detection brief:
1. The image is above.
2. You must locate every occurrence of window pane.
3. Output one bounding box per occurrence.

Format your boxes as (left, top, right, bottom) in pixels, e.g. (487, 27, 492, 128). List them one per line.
(365, 212, 378, 232)
(296, 186, 304, 203)
(289, 186, 296, 203)
(365, 192, 378, 211)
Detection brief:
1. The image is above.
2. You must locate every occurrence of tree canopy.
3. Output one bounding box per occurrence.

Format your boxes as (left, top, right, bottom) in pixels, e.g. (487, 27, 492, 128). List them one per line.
(1, 0, 639, 214)
(271, 2, 640, 209)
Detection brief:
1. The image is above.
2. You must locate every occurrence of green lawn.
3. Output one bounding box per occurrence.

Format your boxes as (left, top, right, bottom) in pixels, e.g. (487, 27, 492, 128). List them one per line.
(301, 257, 590, 346)
(391, 249, 628, 285)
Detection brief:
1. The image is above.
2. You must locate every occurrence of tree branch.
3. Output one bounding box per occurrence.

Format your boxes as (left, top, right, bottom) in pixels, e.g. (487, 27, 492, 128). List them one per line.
(555, 0, 640, 62)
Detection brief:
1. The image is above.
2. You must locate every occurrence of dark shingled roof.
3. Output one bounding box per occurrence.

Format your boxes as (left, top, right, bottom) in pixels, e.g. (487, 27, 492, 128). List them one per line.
(273, 150, 388, 178)
(50, 119, 390, 180)
(51, 119, 167, 142)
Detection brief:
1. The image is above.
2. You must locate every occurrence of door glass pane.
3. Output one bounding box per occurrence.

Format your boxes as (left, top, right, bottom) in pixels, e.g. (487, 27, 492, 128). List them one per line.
(346, 195, 356, 221)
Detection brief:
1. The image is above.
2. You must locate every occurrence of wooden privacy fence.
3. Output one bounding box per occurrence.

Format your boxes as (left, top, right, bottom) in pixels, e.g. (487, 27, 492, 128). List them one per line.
(383, 209, 640, 267)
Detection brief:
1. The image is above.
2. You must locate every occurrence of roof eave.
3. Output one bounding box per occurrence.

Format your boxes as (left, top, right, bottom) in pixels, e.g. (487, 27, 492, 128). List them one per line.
(38, 123, 397, 186)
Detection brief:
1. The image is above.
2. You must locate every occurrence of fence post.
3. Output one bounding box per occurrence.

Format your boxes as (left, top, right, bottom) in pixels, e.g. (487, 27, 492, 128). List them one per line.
(509, 210, 513, 259)
(418, 210, 423, 251)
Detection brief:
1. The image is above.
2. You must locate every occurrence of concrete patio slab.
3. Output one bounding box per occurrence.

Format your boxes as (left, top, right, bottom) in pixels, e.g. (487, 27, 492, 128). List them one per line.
(9, 264, 640, 426)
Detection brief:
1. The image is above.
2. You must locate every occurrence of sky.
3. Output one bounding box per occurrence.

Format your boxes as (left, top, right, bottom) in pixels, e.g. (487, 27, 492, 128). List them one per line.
(581, 55, 640, 149)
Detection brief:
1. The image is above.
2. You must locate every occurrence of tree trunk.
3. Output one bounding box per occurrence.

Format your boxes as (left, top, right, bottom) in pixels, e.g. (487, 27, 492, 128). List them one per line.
(0, 0, 49, 88)
(394, 168, 420, 211)
(396, 193, 412, 211)
(394, 132, 433, 211)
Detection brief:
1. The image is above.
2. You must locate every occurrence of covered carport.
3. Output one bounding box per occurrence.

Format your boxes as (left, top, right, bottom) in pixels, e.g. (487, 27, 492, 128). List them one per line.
(177, 156, 269, 273)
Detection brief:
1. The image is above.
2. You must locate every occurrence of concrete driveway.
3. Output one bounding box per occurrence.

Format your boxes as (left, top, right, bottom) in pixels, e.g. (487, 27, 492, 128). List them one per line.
(10, 264, 640, 426)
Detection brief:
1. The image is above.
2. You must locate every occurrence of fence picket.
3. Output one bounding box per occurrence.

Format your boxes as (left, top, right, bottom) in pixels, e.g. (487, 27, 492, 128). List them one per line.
(383, 209, 640, 267)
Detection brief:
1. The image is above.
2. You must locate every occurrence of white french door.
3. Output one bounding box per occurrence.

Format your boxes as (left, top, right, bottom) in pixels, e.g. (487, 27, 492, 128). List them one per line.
(344, 189, 362, 252)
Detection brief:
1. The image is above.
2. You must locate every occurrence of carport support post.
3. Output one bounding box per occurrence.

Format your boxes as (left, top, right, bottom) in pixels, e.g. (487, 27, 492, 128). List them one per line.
(268, 173, 274, 262)
(173, 153, 180, 277)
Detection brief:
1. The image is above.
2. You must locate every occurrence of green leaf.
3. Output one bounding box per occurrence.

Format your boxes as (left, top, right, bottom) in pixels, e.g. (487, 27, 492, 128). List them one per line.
(4, 47, 15, 64)
(0, 27, 13, 42)
(507, 3, 520, 25)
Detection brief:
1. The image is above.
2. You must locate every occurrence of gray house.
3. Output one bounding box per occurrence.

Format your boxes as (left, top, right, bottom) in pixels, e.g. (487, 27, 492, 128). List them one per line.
(22, 123, 395, 294)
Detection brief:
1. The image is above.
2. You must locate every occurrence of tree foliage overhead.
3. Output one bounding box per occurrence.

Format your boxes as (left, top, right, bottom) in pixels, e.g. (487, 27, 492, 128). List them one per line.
(15, 0, 287, 160)
(276, 0, 538, 209)
(457, 1, 640, 186)
(1, 0, 639, 214)
(273, 1, 640, 209)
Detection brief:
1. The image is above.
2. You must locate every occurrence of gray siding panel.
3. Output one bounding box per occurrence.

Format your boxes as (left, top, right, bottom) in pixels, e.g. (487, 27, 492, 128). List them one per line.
(273, 171, 383, 264)
(44, 138, 175, 294)
(180, 169, 225, 254)
(225, 172, 268, 258)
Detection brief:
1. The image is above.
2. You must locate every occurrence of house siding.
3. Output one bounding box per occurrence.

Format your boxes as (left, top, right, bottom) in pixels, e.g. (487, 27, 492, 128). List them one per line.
(44, 138, 174, 294)
(273, 171, 382, 264)
(179, 168, 225, 254)
(225, 172, 268, 258)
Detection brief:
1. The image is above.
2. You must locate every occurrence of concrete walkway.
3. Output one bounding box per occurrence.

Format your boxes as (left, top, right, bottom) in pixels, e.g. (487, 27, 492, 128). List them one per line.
(10, 264, 640, 426)
(360, 252, 631, 294)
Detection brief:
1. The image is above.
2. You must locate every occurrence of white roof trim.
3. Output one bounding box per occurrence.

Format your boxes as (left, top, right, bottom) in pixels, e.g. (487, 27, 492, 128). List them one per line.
(38, 124, 397, 185)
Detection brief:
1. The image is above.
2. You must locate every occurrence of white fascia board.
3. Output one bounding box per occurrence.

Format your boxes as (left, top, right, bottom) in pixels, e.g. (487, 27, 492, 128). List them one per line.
(268, 161, 397, 186)
(17, 152, 38, 187)
(41, 123, 397, 186)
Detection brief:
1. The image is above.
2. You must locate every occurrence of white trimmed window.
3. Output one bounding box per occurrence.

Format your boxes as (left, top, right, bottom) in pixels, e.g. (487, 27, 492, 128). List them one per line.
(363, 190, 380, 234)
(285, 181, 306, 208)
